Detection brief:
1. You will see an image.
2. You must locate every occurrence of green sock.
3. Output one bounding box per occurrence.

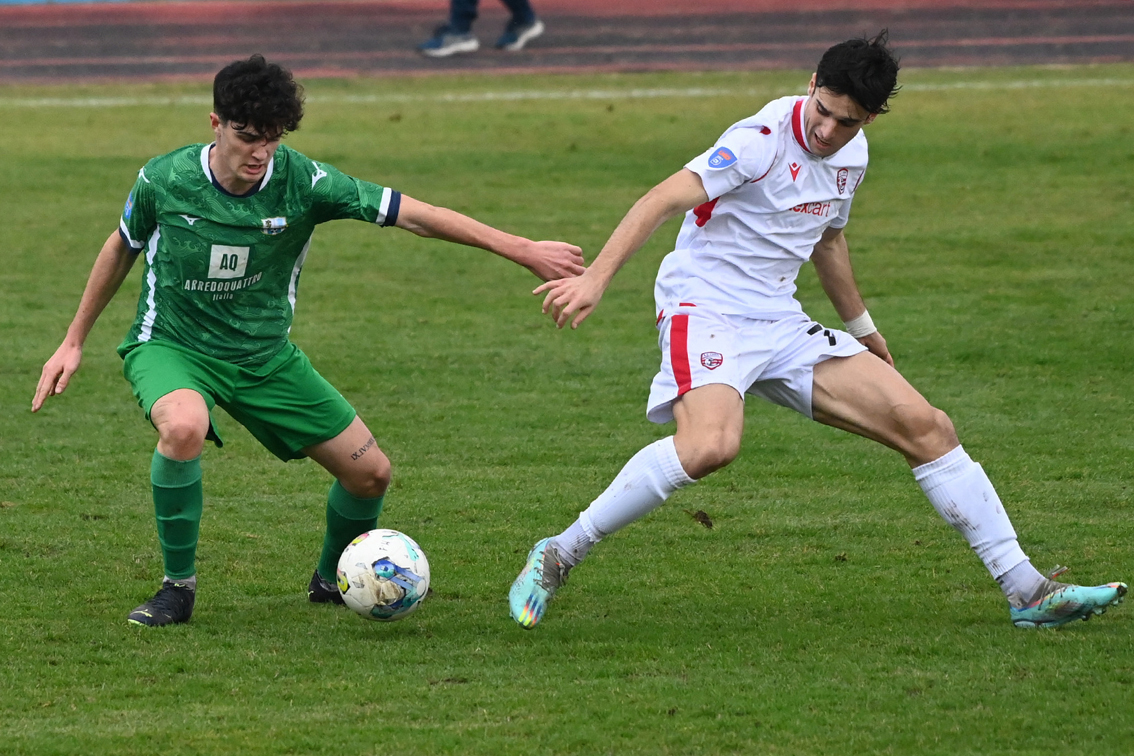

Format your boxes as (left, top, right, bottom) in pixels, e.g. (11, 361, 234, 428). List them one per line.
(151, 449, 203, 580)
(317, 480, 384, 582)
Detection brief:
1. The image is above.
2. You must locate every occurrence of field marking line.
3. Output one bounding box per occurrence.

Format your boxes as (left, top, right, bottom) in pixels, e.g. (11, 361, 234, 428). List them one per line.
(11, 32, 1134, 69)
(1, 77, 1132, 109)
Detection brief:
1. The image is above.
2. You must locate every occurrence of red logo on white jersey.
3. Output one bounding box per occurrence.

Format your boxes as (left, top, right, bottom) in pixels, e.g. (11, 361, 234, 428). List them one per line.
(700, 352, 723, 370)
(789, 162, 802, 181)
(836, 168, 848, 194)
(791, 201, 831, 217)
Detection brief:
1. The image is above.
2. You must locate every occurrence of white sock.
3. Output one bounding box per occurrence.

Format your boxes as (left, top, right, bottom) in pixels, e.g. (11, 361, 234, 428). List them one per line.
(552, 437, 695, 566)
(165, 575, 197, 591)
(995, 560, 1050, 607)
(913, 446, 1034, 594)
(553, 520, 594, 568)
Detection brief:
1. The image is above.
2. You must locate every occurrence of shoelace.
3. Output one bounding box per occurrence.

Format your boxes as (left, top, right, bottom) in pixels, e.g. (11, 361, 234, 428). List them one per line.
(149, 584, 193, 613)
(536, 546, 568, 592)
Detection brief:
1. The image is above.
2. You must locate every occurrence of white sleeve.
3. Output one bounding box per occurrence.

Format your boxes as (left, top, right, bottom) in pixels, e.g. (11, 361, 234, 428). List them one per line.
(830, 168, 865, 229)
(830, 197, 853, 229)
(685, 126, 777, 200)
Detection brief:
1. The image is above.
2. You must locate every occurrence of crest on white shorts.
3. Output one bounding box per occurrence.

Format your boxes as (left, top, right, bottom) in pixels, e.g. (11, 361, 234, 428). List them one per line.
(700, 352, 723, 370)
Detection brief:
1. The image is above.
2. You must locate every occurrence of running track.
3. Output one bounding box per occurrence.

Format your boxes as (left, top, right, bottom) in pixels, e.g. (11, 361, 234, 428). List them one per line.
(0, 0, 1130, 83)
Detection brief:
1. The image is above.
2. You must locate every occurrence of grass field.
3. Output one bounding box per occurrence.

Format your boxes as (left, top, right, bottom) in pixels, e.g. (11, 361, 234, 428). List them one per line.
(2, 64, 1133, 755)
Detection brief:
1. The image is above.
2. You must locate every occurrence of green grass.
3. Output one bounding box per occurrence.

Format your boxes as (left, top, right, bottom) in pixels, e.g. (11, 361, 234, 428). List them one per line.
(2, 65, 1134, 755)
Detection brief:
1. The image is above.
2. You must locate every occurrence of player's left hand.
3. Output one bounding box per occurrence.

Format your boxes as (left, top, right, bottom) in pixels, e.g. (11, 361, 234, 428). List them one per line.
(859, 331, 894, 367)
(521, 241, 585, 282)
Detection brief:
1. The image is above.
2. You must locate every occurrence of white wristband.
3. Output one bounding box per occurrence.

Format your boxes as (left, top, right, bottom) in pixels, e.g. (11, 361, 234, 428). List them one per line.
(843, 310, 877, 339)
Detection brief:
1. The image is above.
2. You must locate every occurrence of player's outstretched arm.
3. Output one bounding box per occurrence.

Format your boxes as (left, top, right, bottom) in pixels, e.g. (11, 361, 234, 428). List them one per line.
(535, 168, 709, 330)
(811, 226, 893, 366)
(393, 195, 584, 282)
(32, 231, 138, 412)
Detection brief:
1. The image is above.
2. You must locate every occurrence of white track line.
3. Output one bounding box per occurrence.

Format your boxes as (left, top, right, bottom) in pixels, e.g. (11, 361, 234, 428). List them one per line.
(1, 77, 1131, 108)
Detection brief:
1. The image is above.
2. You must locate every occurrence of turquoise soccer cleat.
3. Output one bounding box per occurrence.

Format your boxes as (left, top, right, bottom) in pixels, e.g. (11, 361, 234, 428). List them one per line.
(1010, 579, 1127, 628)
(509, 537, 569, 629)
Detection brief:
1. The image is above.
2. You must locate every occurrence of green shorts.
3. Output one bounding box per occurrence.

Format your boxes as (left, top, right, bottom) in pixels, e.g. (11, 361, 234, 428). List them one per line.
(122, 340, 357, 461)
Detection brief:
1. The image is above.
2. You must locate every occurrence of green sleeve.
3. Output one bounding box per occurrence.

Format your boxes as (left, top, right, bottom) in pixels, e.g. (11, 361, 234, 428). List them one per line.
(119, 164, 159, 250)
(309, 160, 398, 226)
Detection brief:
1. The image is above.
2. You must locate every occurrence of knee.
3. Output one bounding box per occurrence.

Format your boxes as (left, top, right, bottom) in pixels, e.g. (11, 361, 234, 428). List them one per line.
(894, 404, 958, 465)
(676, 426, 742, 480)
(342, 453, 392, 499)
(156, 416, 208, 460)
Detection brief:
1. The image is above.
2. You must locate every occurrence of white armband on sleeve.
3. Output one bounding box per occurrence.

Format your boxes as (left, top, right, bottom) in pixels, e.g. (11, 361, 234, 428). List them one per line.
(843, 310, 877, 338)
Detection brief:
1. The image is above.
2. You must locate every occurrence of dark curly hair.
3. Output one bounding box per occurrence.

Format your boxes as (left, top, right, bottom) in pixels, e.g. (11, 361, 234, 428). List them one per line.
(815, 30, 901, 115)
(213, 54, 304, 138)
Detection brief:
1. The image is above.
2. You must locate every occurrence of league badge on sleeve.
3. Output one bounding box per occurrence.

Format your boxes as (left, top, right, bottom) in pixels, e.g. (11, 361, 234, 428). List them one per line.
(707, 147, 738, 169)
(124, 193, 134, 219)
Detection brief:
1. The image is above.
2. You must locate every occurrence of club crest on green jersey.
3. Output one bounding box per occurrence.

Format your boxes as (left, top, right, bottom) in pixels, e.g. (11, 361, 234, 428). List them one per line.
(261, 217, 288, 235)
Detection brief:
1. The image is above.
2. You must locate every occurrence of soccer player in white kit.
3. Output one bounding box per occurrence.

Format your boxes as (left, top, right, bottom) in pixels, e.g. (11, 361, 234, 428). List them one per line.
(509, 31, 1126, 630)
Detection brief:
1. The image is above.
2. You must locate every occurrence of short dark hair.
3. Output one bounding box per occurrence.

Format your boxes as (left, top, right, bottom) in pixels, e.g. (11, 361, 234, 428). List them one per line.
(213, 54, 304, 138)
(815, 30, 900, 115)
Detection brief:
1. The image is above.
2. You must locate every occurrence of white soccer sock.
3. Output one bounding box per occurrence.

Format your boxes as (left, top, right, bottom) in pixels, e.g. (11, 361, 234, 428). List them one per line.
(164, 575, 197, 591)
(553, 520, 594, 568)
(913, 446, 1034, 590)
(553, 436, 695, 566)
(995, 559, 1050, 607)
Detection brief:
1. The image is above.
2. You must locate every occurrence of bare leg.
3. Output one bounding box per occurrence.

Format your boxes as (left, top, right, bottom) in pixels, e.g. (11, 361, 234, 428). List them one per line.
(304, 415, 391, 499)
(304, 416, 392, 585)
(811, 352, 958, 467)
(672, 383, 746, 479)
(151, 388, 210, 461)
(812, 352, 1037, 593)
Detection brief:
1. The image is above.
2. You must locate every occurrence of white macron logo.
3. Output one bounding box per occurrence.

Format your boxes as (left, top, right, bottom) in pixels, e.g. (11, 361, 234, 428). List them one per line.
(311, 161, 328, 188)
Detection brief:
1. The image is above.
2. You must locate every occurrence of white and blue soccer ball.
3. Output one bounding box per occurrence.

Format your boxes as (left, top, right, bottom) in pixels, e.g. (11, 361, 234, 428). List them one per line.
(336, 529, 430, 621)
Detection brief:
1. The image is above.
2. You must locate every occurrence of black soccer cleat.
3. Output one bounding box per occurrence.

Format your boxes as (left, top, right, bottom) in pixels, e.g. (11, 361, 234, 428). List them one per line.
(308, 569, 345, 605)
(127, 580, 196, 627)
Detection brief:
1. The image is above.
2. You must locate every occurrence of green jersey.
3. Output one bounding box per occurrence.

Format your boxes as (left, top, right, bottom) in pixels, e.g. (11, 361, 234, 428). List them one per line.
(117, 143, 400, 367)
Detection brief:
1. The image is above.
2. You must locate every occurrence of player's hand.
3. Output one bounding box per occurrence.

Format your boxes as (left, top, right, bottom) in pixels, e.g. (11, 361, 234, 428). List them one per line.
(533, 268, 606, 329)
(522, 241, 585, 282)
(859, 331, 894, 367)
(32, 342, 83, 413)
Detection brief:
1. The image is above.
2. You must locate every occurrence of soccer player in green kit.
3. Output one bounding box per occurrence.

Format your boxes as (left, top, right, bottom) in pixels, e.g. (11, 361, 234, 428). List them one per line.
(31, 55, 584, 627)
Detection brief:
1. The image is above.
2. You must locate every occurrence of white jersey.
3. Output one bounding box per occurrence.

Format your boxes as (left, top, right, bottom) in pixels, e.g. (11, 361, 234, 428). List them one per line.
(654, 95, 869, 320)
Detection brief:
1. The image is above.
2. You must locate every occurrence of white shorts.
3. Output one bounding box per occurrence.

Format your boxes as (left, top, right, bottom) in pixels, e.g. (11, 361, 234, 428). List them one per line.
(646, 306, 867, 424)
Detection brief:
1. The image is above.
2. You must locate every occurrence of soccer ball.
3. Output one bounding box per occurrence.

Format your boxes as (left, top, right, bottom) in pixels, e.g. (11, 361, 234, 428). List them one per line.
(336, 529, 430, 621)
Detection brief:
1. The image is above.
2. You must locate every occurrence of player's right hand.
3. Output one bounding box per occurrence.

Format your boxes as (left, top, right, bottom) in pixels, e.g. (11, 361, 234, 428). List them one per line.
(32, 342, 83, 412)
(533, 268, 606, 330)
(859, 331, 894, 367)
